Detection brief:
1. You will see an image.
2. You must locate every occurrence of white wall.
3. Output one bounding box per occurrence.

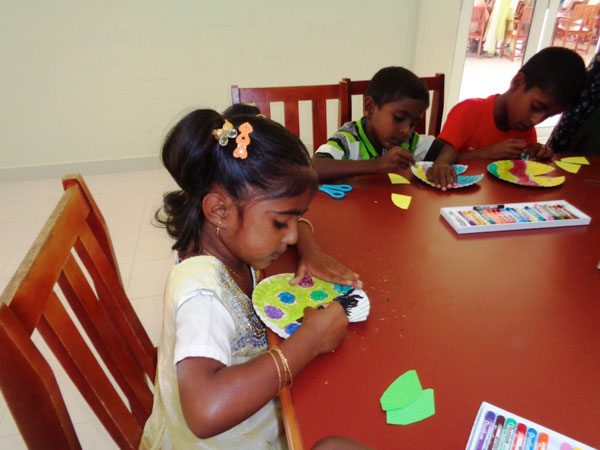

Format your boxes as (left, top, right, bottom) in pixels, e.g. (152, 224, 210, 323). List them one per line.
(1, 1, 464, 177)
(414, 0, 467, 121)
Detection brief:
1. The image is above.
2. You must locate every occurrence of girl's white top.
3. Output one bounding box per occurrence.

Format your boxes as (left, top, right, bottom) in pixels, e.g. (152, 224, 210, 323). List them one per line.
(140, 255, 285, 450)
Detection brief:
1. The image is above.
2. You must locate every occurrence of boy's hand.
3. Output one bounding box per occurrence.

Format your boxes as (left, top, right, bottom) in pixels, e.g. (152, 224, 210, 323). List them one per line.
(523, 143, 554, 161)
(292, 248, 363, 290)
(300, 301, 348, 354)
(479, 139, 527, 160)
(426, 162, 457, 191)
(375, 146, 415, 173)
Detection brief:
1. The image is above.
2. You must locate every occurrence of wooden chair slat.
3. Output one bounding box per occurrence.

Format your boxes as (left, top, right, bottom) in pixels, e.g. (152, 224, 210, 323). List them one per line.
(59, 254, 153, 420)
(231, 82, 345, 150)
(0, 175, 157, 449)
(38, 292, 142, 449)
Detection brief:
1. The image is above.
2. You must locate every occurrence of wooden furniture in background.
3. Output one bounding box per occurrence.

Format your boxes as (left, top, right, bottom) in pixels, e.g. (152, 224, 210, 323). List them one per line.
(0, 174, 157, 450)
(231, 83, 348, 150)
(501, 5, 534, 61)
(340, 73, 445, 136)
(468, 5, 489, 57)
(553, 4, 600, 53)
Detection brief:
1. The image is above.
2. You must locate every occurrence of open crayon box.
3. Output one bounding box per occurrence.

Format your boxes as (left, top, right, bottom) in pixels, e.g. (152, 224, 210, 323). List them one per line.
(466, 402, 595, 450)
(440, 200, 591, 234)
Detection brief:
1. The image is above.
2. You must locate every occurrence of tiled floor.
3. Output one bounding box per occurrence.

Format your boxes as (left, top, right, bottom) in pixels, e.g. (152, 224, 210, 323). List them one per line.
(0, 169, 176, 449)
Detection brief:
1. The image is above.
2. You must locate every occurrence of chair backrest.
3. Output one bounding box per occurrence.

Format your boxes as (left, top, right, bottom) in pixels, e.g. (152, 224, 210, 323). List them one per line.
(0, 174, 157, 450)
(340, 73, 445, 136)
(231, 83, 348, 151)
(470, 5, 488, 36)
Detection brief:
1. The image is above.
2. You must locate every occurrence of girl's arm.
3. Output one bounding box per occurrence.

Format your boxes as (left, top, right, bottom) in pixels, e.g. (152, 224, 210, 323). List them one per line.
(177, 302, 348, 438)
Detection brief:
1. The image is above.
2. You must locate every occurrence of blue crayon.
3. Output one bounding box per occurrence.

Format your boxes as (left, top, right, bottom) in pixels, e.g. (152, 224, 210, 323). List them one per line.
(458, 211, 476, 226)
(524, 427, 537, 450)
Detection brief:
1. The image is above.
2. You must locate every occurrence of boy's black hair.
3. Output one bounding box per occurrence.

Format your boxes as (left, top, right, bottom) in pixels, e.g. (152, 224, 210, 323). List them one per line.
(365, 66, 430, 107)
(518, 47, 586, 108)
(156, 109, 317, 253)
(222, 103, 262, 119)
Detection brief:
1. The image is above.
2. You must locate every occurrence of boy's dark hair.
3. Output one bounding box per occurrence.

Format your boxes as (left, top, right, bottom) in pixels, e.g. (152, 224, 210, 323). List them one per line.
(518, 47, 586, 108)
(365, 66, 430, 107)
(222, 103, 262, 119)
(156, 109, 317, 253)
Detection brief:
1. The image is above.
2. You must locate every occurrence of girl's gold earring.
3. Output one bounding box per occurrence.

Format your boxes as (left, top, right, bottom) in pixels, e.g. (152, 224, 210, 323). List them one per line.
(216, 220, 221, 238)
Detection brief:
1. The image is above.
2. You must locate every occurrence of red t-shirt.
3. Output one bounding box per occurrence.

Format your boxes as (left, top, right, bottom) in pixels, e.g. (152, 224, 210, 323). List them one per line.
(437, 94, 537, 153)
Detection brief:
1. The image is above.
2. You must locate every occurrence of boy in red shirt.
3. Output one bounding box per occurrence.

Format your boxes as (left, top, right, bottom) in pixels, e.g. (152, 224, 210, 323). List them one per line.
(438, 47, 586, 161)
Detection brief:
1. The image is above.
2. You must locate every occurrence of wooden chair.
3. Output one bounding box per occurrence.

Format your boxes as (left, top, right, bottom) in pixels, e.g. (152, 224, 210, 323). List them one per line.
(231, 83, 348, 151)
(0, 174, 157, 449)
(501, 5, 534, 61)
(340, 73, 445, 136)
(468, 5, 489, 57)
(553, 4, 600, 53)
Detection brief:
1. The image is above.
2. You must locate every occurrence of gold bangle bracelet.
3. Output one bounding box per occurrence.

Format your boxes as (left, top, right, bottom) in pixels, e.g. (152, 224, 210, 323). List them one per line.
(297, 217, 314, 234)
(267, 349, 283, 391)
(271, 346, 293, 388)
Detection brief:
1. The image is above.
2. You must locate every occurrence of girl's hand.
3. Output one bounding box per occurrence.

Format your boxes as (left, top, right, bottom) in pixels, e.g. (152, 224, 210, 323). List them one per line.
(300, 301, 348, 354)
(292, 247, 363, 289)
(426, 162, 457, 191)
(376, 147, 415, 172)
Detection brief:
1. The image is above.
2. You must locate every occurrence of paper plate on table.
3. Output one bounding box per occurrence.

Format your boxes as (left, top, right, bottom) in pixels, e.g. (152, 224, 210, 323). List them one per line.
(487, 160, 565, 187)
(411, 162, 483, 188)
(252, 273, 369, 339)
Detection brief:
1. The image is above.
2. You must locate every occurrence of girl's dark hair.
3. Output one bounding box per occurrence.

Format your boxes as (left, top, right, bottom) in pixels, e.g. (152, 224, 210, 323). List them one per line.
(365, 66, 430, 107)
(155, 109, 317, 253)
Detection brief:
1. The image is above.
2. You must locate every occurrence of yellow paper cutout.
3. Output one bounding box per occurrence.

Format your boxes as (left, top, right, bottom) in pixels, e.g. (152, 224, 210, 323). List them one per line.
(560, 156, 589, 165)
(388, 173, 410, 184)
(529, 175, 565, 187)
(391, 193, 411, 209)
(555, 161, 581, 173)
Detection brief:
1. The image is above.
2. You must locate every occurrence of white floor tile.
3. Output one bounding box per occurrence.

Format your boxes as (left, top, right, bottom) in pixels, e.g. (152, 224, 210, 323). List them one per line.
(128, 257, 174, 299)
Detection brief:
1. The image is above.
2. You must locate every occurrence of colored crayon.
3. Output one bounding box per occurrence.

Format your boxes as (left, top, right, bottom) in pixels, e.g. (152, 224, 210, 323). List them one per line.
(524, 428, 537, 450)
(535, 433, 549, 450)
(459, 210, 477, 226)
(533, 204, 554, 220)
(487, 415, 505, 450)
(498, 418, 517, 450)
(539, 204, 561, 220)
(511, 423, 527, 450)
(524, 206, 546, 221)
(475, 411, 497, 450)
(449, 210, 468, 227)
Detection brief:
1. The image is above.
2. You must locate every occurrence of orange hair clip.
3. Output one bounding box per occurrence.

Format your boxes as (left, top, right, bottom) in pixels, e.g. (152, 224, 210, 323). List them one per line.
(233, 122, 253, 159)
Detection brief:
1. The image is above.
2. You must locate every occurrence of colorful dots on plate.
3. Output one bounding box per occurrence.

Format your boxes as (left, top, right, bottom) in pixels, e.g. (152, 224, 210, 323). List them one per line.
(277, 292, 296, 304)
(264, 305, 284, 319)
(310, 290, 328, 301)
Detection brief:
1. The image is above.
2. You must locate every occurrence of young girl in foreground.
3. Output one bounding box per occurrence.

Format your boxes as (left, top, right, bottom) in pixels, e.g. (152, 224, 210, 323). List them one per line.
(141, 109, 366, 449)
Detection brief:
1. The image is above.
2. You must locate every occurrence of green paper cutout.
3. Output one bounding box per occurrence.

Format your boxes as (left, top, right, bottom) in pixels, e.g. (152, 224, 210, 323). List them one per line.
(380, 369, 423, 411)
(386, 388, 435, 425)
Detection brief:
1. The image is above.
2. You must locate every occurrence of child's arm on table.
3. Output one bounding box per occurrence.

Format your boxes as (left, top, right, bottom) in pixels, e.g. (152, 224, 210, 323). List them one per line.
(457, 138, 527, 161)
(177, 302, 348, 438)
(291, 219, 363, 289)
(426, 143, 458, 191)
(313, 147, 414, 182)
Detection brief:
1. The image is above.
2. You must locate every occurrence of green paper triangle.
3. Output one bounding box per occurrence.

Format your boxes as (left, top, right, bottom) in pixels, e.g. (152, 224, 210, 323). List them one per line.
(380, 369, 423, 411)
(386, 388, 435, 425)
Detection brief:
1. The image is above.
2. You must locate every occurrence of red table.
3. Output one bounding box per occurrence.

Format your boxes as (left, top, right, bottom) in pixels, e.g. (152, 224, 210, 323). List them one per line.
(266, 157, 600, 449)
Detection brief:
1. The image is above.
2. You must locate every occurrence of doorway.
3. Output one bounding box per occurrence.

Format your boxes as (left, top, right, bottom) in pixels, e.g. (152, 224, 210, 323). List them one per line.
(456, 0, 600, 142)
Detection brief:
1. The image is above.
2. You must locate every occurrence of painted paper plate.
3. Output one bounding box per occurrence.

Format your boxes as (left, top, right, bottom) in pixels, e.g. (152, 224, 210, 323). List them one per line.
(411, 162, 483, 188)
(487, 160, 565, 187)
(252, 273, 369, 339)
